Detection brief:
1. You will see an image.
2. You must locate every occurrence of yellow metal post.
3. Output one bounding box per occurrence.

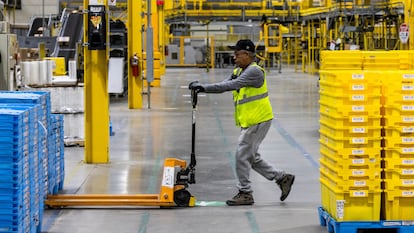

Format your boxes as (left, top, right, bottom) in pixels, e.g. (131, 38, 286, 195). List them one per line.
(321, 19, 326, 52)
(84, 0, 109, 163)
(158, 1, 166, 75)
(180, 37, 185, 65)
(383, 20, 386, 49)
(128, 0, 143, 109)
(307, 21, 311, 73)
(301, 23, 306, 73)
(38, 42, 46, 60)
(151, 0, 161, 87)
(294, 22, 299, 72)
(405, 0, 414, 50)
(355, 15, 359, 46)
(210, 36, 215, 69)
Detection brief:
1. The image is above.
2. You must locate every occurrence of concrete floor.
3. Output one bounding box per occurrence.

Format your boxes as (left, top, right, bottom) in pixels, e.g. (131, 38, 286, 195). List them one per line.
(42, 67, 326, 233)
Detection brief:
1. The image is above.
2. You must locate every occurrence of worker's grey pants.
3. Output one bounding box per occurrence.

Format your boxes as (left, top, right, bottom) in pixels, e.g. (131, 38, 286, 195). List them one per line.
(236, 120, 285, 193)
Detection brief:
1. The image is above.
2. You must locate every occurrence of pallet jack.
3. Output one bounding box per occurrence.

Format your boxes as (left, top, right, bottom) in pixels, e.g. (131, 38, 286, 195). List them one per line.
(45, 89, 199, 208)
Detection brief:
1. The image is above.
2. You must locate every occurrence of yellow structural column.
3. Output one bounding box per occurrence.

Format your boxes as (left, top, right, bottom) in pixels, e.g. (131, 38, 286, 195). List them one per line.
(158, 1, 166, 75)
(83, 0, 109, 163)
(151, 0, 161, 87)
(128, 0, 143, 109)
(405, 0, 414, 50)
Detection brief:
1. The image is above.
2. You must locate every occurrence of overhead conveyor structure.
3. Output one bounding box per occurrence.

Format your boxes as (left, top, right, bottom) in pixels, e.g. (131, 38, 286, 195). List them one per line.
(18, 16, 57, 57)
(18, 9, 84, 74)
(53, 12, 84, 69)
(26, 17, 50, 37)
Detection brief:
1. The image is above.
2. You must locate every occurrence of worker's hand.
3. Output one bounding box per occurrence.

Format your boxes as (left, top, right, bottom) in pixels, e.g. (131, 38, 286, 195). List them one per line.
(188, 81, 205, 92)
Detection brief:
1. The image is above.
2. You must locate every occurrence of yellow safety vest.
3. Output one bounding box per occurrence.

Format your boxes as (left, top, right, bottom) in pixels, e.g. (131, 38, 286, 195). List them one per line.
(232, 63, 274, 128)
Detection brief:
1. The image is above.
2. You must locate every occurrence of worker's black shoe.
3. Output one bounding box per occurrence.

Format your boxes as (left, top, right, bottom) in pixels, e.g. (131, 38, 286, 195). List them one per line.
(276, 174, 295, 201)
(226, 192, 254, 206)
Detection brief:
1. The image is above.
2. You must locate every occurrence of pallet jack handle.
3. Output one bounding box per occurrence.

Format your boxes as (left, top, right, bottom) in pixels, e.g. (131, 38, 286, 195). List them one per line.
(190, 88, 198, 170)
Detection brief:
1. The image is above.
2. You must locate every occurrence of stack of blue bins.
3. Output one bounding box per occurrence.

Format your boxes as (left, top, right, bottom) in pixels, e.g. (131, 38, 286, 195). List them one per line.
(0, 91, 65, 233)
(49, 114, 65, 193)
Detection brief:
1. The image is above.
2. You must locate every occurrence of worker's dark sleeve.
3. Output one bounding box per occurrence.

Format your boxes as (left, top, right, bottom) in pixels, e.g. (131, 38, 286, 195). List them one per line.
(202, 66, 264, 93)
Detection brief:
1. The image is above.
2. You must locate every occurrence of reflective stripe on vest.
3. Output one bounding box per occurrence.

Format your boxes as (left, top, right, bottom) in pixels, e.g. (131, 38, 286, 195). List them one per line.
(235, 92, 269, 106)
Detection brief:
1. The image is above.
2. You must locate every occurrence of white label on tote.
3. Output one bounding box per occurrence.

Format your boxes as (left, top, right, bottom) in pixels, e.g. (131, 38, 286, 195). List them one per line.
(354, 180, 366, 186)
(352, 149, 365, 155)
(352, 116, 365, 122)
(352, 159, 365, 164)
(402, 169, 414, 175)
(403, 85, 414, 90)
(402, 160, 414, 165)
(353, 170, 365, 175)
(403, 74, 414, 79)
(402, 180, 414, 185)
(402, 191, 414, 196)
(403, 127, 414, 133)
(352, 84, 365, 90)
(402, 105, 414, 111)
(352, 74, 364, 79)
(402, 148, 414, 153)
(352, 127, 366, 133)
(352, 138, 365, 143)
(352, 95, 365, 101)
(402, 137, 414, 143)
(403, 95, 414, 101)
(403, 116, 414, 122)
(352, 105, 365, 111)
(353, 191, 367, 197)
(336, 200, 345, 219)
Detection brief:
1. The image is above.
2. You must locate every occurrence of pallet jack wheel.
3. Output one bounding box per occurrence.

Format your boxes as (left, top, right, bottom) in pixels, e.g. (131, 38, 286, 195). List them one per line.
(174, 189, 192, 207)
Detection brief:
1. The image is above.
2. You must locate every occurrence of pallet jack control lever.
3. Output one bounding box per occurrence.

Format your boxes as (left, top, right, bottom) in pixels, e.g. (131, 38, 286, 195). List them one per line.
(176, 89, 198, 185)
(190, 88, 197, 169)
(191, 88, 198, 107)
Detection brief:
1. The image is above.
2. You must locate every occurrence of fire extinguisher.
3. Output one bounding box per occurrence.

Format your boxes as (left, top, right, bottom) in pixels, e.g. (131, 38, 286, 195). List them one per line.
(130, 54, 140, 77)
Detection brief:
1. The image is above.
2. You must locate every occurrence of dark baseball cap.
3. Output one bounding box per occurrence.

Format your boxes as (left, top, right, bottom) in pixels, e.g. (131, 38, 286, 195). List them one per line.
(229, 39, 255, 53)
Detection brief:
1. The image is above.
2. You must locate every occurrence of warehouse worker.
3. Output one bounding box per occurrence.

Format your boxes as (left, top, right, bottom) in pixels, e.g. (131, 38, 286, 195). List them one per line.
(188, 39, 295, 206)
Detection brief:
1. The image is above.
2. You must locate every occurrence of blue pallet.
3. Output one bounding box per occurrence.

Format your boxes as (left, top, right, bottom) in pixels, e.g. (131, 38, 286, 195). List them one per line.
(0, 206, 27, 217)
(0, 223, 24, 233)
(0, 197, 25, 208)
(0, 193, 24, 201)
(0, 106, 39, 141)
(0, 211, 26, 222)
(0, 92, 50, 132)
(0, 142, 25, 151)
(0, 159, 24, 170)
(0, 184, 25, 192)
(0, 130, 24, 136)
(0, 180, 24, 189)
(0, 121, 27, 127)
(0, 128, 25, 136)
(0, 92, 50, 108)
(318, 207, 414, 233)
(0, 178, 24, 188)
(0, 114, 24, 122)
(0, 125, 25, 132)
(0, 107, 38, 129)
